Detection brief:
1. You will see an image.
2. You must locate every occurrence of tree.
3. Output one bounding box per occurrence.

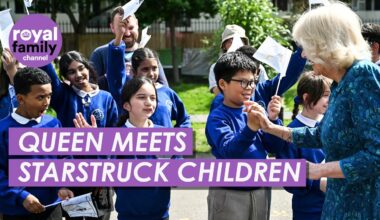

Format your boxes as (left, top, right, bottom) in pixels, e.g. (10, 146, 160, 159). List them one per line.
(136, 0, 218, 84)
(205, 0, 291, 77)
(50, 0, 123, 33)
(217, 0, 291, 50)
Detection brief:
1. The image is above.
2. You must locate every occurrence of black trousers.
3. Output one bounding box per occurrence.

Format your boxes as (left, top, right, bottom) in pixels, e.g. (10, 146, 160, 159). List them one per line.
(2, 205, 62, 220)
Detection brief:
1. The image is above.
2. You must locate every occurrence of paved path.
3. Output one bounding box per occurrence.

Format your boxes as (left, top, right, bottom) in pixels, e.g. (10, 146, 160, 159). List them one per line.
(109, 188, 292, 220)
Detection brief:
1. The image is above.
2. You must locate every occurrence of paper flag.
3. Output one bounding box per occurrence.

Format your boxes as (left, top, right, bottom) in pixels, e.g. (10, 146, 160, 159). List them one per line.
(61, 193, 98, 218)
(0, 9, 14, 49)
(122, 0, 144, 20)
(227, 35, 244, 53)
(24, 0, 33, 7)
(139, 26, 151, 48)
(253, 36, 292, 77)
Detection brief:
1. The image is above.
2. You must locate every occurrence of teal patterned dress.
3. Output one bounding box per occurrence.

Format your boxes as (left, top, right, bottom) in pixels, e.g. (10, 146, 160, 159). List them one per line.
(292, 60, 380, 219)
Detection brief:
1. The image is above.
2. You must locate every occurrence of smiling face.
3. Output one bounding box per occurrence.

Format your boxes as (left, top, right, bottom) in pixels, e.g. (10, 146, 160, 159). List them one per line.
(111, 14, 139, 49)
(310, 86, 331, 115)
(123, 82, 157, 121)
(65, 61, 90, 90)
(123, 17, 139, 48)
(16, 83, 52, 119)
(133, 58, 159, 83)
(220, 70, 256, 108)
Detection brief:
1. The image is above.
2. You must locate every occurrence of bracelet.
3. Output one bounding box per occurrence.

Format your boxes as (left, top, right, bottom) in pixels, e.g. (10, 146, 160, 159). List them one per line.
(282, 127, 292, 142)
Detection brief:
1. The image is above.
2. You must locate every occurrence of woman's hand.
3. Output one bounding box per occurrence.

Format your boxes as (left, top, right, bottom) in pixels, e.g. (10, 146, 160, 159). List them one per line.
(245, 102, 273, 132)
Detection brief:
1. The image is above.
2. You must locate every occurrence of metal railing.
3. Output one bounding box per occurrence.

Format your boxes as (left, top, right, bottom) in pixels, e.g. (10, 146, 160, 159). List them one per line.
(57, 19, 222, 34)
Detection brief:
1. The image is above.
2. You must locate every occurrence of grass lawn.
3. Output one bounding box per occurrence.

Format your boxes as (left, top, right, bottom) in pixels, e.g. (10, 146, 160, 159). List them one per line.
(171, 83, 214, 115)
(192, 122, 211, 153)
(171, 83, 213, 153)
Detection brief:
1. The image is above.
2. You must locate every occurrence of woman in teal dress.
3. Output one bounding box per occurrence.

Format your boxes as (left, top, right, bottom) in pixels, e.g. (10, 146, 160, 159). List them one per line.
(247, 2, 380, 219)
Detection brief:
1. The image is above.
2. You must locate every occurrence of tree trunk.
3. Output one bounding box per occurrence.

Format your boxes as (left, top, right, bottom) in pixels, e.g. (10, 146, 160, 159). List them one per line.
(50, 0, 59, 22)
(169, 14, 180, 84)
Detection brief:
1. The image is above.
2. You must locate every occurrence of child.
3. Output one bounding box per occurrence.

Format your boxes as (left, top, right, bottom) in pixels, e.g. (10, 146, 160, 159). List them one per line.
(130, 48, 190, 128)
(41, 52, 117, 220)
(0, 48, 25, 119)
(205, 51, 283, 220)
(41, 51, 118, 128)
(0, 67, 64, 219)
(276, 71, 331, 220)
(106, 17, 190, 128)
(75, 77, 172, 220)
(210, 45, 306, 113)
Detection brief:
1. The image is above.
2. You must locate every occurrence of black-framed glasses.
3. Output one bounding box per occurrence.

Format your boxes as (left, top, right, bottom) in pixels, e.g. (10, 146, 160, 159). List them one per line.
(230, 77, 259, 89)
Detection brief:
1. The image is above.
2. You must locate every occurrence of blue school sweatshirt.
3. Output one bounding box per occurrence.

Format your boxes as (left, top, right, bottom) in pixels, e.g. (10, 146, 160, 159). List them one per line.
(0, 114, 61, 215)
(89, 41, 168, 86)
(107, 42, 191, 128)
(210, 47, 306, 112)
(0, 86, 18, 120)
(150, 84, 191, 128)
(275, 114, 325, 220)
(41, 64, 118, 128)
(114, 123, 171, 220)
(205, 104, 283, 160)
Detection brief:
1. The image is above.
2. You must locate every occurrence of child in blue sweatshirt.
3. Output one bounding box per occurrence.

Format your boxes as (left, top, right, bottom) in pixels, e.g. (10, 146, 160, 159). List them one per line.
(75, 77, 172, 220)
(0, 67, 66, 219)
(41, 51, 118, 128)
(106, 17, 190, 128)
(41, 52, 117, 220)
(205, 52, 283, 220)
(275, 71, 331, 220)
(210, 46, 306, 112)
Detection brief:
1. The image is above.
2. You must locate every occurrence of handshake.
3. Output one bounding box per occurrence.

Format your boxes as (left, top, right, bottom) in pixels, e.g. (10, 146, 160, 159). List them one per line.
(244, 95, 282, 132)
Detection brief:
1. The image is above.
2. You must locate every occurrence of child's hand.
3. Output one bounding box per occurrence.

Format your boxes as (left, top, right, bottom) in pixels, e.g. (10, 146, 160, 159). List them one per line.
(23, 194, 45, 214)
(267, 95, 282, 121)
(73, 113, 97, 128)
(245, 101, 273, 132)
(58, 188, 74, 200)
(1, 48, 17, 79)
(113, 15, 126, 46)
(244, 101, 263, 131)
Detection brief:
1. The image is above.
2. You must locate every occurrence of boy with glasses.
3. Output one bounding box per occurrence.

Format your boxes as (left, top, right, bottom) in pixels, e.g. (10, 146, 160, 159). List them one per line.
(210, 45, 306, 113)
(205, 52, 283, 220)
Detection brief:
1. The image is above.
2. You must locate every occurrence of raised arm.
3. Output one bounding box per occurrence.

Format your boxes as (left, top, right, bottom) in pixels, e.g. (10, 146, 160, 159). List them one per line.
(106, 15, 130, 112)
(256, 47, 306, 107)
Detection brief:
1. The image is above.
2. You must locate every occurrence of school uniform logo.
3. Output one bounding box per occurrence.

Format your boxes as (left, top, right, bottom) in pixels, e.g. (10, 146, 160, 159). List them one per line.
(10, 14, 62, 67)
(92, 109, 105, 121)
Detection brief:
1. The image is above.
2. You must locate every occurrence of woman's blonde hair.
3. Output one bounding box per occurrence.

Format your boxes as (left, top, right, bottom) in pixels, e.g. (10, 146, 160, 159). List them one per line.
(292, 2, 371, 70)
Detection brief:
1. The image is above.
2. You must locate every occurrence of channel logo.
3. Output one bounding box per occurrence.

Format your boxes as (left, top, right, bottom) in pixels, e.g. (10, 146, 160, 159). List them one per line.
(10, 14, 62, 67)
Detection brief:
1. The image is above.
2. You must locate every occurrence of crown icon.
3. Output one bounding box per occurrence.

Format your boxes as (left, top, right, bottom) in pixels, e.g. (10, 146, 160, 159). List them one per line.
(21, 32, 31, 38)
